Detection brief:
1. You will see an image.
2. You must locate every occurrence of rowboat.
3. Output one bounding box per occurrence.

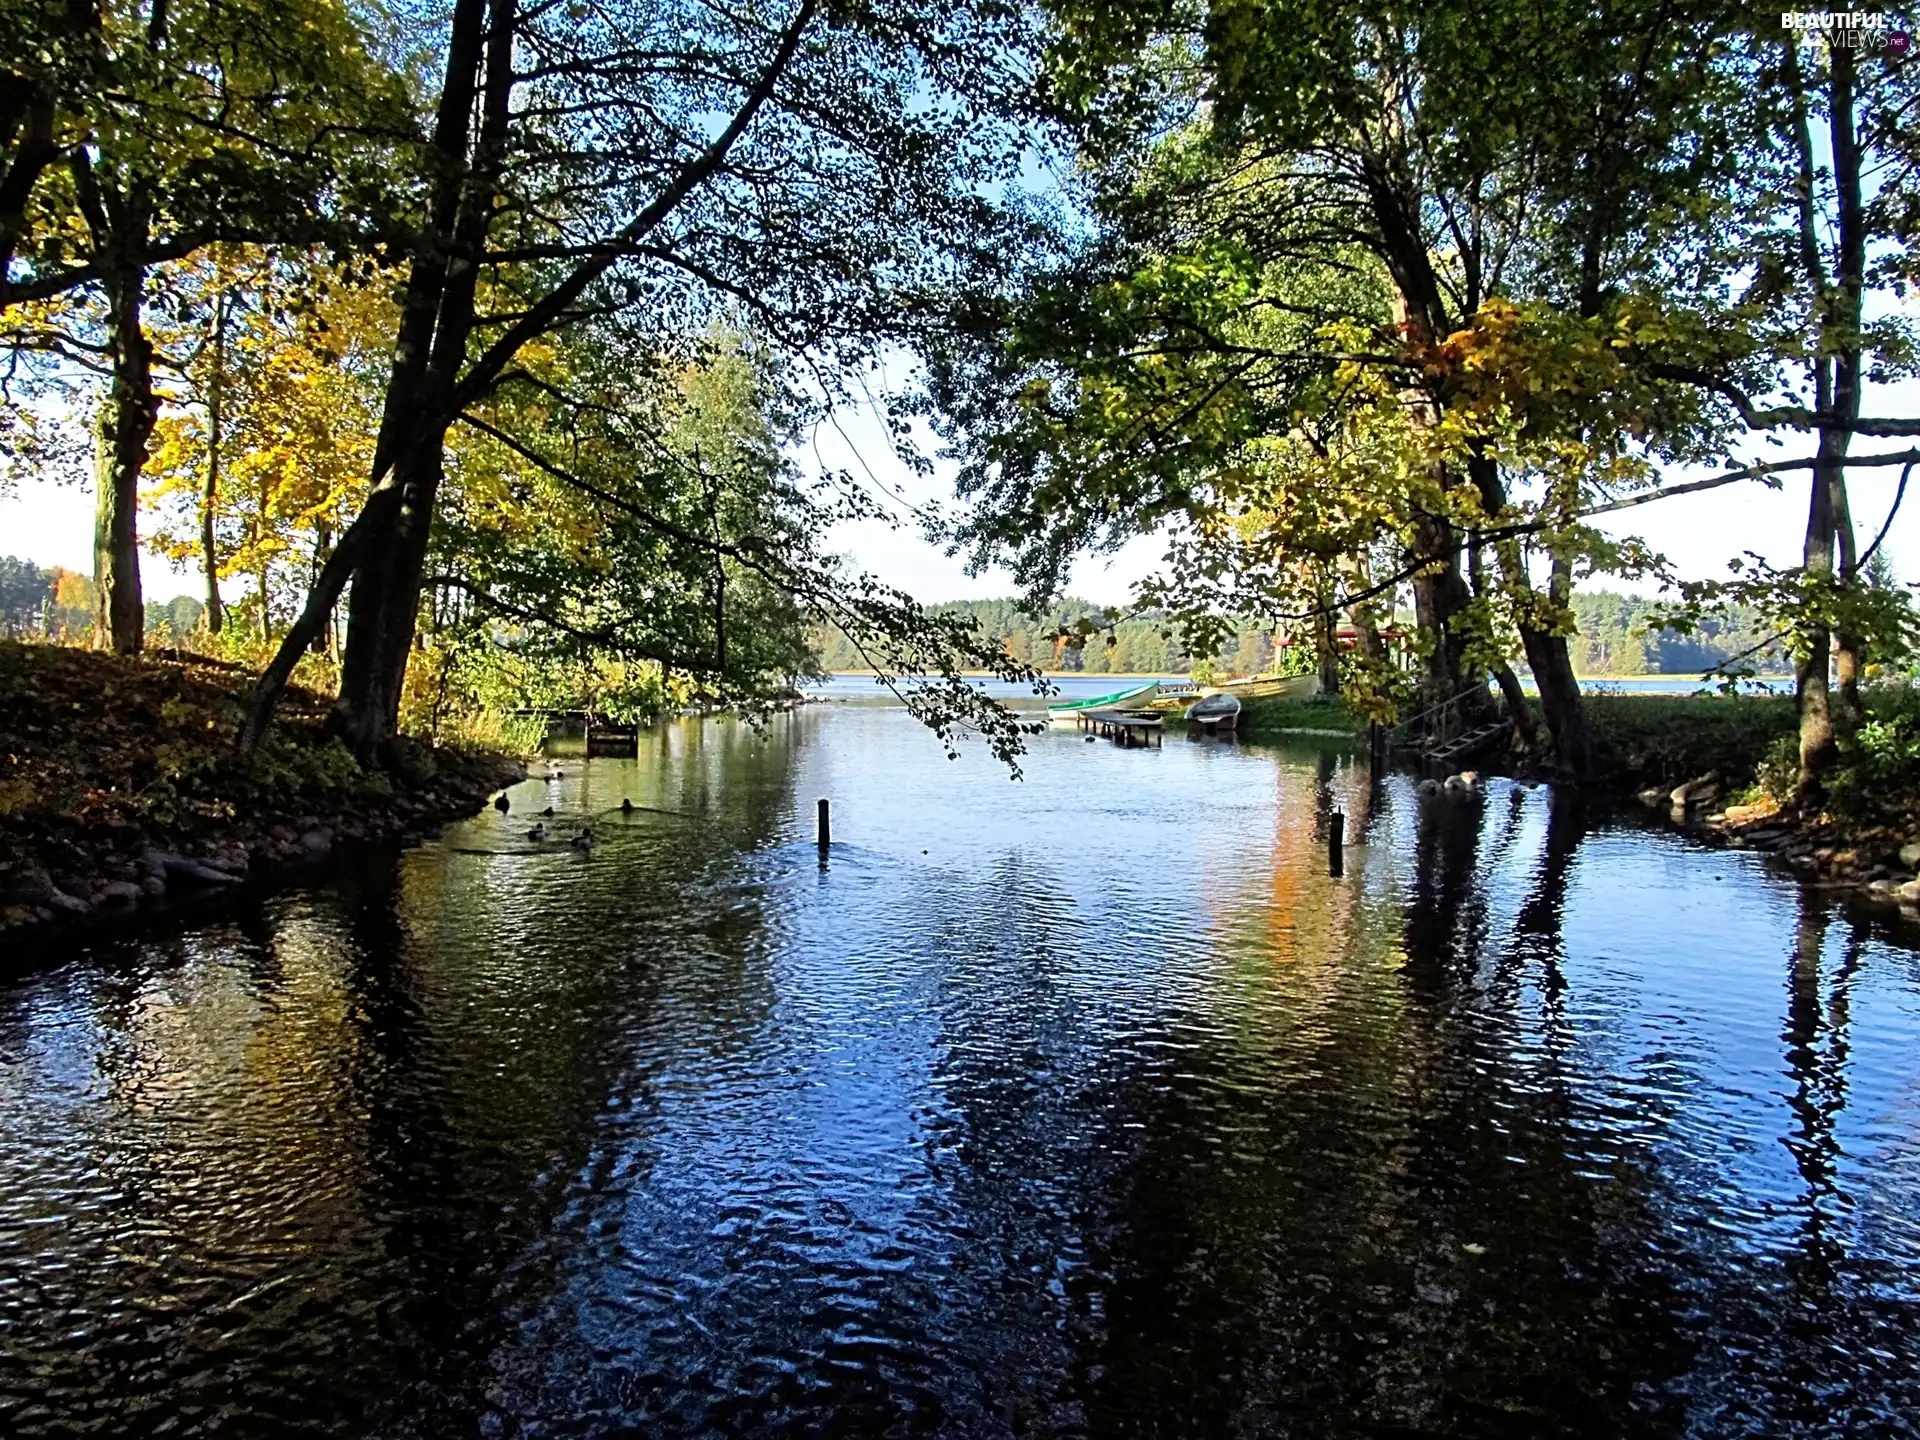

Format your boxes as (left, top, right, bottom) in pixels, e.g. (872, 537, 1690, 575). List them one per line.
(1047, 681, 1181, 723)
(1207, 674, 1317, 701)
(1186, 692, 1242, 733)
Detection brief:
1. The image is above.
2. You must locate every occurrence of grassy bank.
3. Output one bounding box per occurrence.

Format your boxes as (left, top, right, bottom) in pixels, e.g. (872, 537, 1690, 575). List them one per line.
(1228, 687, 1817, 790)
(0, 642, 523, 940)
(1574, 673, 1794, 685)
(1584, 692, 1798, 788)
(1238, 694, 1368, 740)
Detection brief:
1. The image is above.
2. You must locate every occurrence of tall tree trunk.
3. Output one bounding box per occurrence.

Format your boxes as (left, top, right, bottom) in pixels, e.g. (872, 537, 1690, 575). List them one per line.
(1827, 43, 1865, 733)
(1784, 38, 1852, 806)
(1492, 662, 1539, 752)
(1831, 479, 1863, 727)
(255, 461, 271, 640)
(1519, 554, 1592, 777)
(332, 439, 446, 757)
(1314, 590, 1340, 695)
(1517, 627, 1586, 772)
(328, 0, 508, 759)
(1797, 436, 1839, 808)
(201, 269, 226, 633)
(1494, 529, 1590, 776)
(1369, 163, 1489, 727)
(1409, 519, 1484, 721)
(310, 521, 333, 655)
(93, 250, 154, 654)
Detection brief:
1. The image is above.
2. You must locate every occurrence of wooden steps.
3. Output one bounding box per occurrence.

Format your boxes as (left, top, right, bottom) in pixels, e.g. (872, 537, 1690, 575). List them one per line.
(1423, 719, 1512, 775)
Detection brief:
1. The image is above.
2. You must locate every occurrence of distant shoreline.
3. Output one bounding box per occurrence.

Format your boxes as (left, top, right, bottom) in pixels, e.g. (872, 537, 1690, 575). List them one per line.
(816, 670, 1797, 684)
(817, 670, 1184, 680)
(1570, 673, 1794, 683)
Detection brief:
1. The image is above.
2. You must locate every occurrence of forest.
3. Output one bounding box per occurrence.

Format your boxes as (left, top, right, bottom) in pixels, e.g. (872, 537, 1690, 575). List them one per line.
(1, 0, 1916, 798)
(809, 592, 1796, 677)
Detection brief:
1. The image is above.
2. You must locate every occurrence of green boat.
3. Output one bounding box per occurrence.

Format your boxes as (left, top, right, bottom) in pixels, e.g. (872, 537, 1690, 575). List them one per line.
(1046, 682, 1162, 722)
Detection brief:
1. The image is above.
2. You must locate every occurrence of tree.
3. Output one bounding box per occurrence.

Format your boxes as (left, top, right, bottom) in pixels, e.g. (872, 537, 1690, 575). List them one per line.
(427, 332, 827, 715)
(241, 0, 1051, 766)
(1616, 26, 1920, 802)
(0, 0, 404, 652)
(46, 566, 93, 638)
(143, 250, 390, 642)
(0, 555, 51, 634)
(925, 0, 1770, 773)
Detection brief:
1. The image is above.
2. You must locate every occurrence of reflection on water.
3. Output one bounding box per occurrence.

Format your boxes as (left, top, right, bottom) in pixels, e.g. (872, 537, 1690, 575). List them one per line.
(3, 709, 1919, 1436)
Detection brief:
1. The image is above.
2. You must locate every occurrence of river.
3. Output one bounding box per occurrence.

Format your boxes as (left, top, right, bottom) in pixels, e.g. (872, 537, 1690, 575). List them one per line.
(2, 696, 1917, 1436)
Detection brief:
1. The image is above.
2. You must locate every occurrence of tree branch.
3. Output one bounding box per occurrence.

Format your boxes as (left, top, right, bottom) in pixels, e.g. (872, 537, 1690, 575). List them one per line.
(445, 0, 818, 419)
(1649, 362, 1920, 437)
(426, 573, 721, 671)
(1581, 448, 1920, 517)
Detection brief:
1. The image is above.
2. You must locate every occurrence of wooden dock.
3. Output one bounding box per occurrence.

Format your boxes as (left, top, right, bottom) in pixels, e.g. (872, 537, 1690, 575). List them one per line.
(584, 720, 639, 757)
(1077, 708, 1163, 746)
(513, 707, 641, 757)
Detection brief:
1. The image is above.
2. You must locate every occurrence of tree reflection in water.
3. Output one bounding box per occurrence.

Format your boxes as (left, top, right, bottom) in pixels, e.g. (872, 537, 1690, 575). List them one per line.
(1, 714, 1918, 1436)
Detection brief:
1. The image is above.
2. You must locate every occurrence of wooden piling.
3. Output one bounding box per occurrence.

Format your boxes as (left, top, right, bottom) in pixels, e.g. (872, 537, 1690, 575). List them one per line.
(817, 797, 830, 851)
(1328, 811, 1345, 877)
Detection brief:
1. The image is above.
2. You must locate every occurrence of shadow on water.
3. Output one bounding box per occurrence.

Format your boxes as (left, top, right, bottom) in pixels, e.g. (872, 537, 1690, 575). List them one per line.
(2, 709, 1919, 1436)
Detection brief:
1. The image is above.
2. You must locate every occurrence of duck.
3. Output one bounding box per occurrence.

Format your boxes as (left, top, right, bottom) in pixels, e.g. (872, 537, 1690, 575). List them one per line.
(620, 798, 634, 814)
(569, 829, 596, 851)
(526, 824, 546, 841)
(541, 805, 554, 817)
(494, 793, 510, 813)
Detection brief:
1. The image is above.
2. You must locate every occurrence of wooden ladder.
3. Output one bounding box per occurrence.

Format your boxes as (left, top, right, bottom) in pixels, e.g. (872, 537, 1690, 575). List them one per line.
(1423, 718, 1513, 776)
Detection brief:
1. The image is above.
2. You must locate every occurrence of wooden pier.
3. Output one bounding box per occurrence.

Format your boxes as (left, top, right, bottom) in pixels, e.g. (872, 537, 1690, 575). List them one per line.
(584, 719, 639, 757)
(518, 708, 641, 757)
(1077, 708, 1163, 747)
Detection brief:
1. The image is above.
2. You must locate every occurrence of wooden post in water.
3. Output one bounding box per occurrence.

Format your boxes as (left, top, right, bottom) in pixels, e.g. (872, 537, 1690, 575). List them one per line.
(1328, 811, 1345, 877)
(817, 798, 831, 853)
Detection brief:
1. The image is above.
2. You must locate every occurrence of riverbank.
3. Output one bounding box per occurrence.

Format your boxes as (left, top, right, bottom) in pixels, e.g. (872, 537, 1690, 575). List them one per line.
(1557, 691, 1920, 911)
(0, 642, 524, 945)
(1238, 693, 1369, 739)
(1228, 685, 1920, 907)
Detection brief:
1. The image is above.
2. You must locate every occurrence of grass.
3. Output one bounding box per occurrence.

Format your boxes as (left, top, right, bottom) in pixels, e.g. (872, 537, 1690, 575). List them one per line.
(1582, 692, 1797, 786)
(1238, 693, 1368, 740)
(0, 641, 522, 928)
(1228, 687, 1798, 778)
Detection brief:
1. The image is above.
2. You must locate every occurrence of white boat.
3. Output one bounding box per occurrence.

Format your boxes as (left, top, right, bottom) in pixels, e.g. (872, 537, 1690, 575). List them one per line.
(1186, 692, 1242, 733)
(1047, 681, 1186, 723)
(1208, 674, 1317, 701)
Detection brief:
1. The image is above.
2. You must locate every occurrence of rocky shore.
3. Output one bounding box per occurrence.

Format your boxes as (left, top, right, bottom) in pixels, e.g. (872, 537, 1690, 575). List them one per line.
(0, 642, 524, 949)
(1639, 774, 1920, 917)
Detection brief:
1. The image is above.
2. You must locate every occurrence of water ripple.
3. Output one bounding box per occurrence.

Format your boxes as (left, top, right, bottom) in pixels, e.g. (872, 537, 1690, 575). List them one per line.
(2, 709, 1918, 1435)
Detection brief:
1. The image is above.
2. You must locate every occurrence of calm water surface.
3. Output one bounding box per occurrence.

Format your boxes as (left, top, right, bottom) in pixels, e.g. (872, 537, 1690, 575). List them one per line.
(3, 701, 1919, 1437)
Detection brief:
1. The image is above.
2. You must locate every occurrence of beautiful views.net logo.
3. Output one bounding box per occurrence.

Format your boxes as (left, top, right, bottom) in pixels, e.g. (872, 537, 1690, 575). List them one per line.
(1782, 11, 1913, 52)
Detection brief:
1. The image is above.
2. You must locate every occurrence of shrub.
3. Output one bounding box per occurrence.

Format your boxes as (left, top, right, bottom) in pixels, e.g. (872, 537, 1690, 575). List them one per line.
(1828, 681, 1920, 821)
(1756, 732, 1800, 803)
(1583, 692, 1797, 785)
